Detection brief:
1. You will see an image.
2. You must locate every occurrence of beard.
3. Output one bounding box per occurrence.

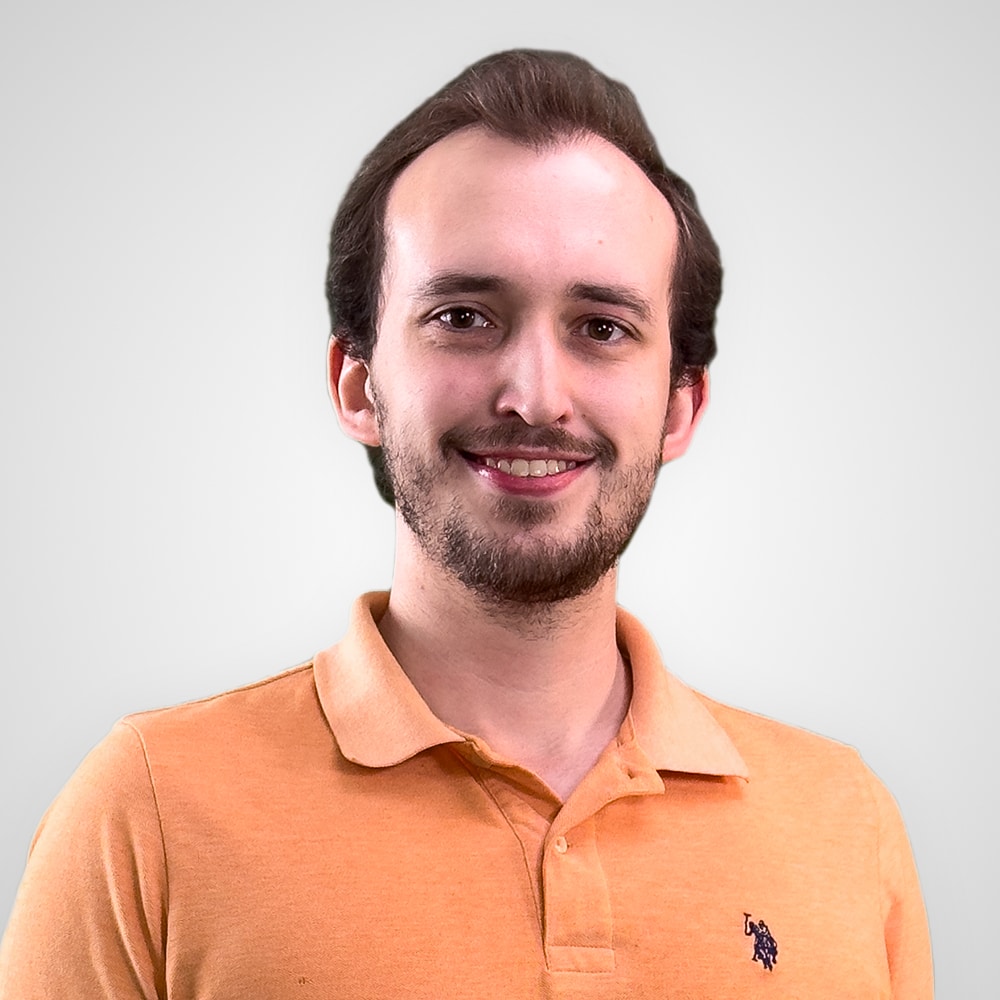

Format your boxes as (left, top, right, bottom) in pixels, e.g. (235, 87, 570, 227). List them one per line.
(376, 406, 663, 607)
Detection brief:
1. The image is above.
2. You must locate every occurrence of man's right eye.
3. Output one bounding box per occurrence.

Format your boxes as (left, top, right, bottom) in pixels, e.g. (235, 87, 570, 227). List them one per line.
(433, 307, 492, 330)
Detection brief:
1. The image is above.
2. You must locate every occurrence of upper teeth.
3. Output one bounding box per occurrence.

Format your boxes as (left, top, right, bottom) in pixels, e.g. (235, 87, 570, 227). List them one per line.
(483, 457, 577, 477)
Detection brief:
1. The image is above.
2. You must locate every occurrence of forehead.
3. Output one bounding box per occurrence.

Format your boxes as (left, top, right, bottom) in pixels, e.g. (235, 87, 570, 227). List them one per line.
(381, 128, 678, 306)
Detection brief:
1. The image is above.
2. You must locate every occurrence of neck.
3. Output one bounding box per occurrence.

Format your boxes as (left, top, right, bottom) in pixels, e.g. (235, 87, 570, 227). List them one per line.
(377, 526, 630, 801)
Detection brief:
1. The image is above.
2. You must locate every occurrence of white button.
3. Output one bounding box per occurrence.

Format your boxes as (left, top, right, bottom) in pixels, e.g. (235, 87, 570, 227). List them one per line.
(553, 836, 568, 854)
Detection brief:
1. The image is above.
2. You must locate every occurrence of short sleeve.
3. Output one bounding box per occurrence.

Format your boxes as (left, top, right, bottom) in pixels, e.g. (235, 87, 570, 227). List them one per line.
(0, 722, 168, 1000)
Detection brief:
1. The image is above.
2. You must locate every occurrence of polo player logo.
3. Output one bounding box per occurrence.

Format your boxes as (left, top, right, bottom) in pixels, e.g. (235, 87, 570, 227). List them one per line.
(743, 912, 778, 971)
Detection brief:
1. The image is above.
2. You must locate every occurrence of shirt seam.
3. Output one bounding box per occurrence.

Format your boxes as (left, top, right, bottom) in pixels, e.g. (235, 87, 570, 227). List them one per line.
(121, 718, 171, 995)
(859, 751, 890, 931)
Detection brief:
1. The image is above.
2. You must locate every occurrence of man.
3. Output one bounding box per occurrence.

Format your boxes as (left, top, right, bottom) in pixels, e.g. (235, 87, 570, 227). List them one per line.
(0, 49, 932, 997)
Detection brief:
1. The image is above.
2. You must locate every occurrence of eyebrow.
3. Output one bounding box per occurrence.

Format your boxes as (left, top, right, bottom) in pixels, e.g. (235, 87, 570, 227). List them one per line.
(412, 272, 656, 324)
(412, 272, 508, 300)
(567, 282, 655, 324)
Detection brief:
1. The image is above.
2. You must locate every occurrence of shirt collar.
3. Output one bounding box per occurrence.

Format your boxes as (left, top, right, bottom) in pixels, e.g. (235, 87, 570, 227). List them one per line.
(313, 592, 463, 767)
(617, 606, 749, 779)
(314, 592, 748, 780)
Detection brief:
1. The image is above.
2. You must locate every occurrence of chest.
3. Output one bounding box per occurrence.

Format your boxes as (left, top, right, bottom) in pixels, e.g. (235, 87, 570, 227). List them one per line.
(157, 760, 891, 999)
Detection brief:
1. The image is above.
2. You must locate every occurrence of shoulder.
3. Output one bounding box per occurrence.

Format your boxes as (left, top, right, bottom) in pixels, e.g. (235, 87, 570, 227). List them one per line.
(32, 663, 321, 810)
(126, 660, 318, 726)
(693, 691, 892, 824)
(121, 661, 324, 757)
(696, 692, 862, 767)
(52, 662, 336, 826)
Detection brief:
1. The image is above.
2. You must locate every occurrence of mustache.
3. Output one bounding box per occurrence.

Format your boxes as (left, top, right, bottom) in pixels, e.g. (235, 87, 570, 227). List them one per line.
(441, 425, 617, 466)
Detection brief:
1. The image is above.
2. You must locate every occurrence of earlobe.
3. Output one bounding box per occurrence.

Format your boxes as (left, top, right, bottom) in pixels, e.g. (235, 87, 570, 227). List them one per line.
(327, 336, 381, 447)
(660, 369, 709, 464)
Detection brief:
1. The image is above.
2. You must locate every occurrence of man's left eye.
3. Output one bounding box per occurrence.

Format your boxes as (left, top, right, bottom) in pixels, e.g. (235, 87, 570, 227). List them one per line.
(582, 318, 629, 343)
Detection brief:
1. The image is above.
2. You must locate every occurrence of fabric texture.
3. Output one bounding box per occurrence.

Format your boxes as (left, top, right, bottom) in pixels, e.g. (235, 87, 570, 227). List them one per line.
(0, 592, 932, 998)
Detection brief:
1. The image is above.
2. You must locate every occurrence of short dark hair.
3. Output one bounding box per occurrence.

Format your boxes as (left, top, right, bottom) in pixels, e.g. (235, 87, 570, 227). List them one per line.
(326, 49, 723, 505)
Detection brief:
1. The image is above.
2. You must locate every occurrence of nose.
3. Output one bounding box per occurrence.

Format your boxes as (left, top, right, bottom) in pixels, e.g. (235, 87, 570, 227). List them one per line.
(492, 325, 574, 427)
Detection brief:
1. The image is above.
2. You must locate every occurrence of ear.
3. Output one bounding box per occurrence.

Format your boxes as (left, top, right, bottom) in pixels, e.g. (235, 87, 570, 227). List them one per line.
(327, 336, 381, 447)
(660, 369, 709, 464)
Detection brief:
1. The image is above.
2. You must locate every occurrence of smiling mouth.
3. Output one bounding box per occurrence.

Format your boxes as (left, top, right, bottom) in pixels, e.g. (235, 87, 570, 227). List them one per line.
(465, 454, 583, 478)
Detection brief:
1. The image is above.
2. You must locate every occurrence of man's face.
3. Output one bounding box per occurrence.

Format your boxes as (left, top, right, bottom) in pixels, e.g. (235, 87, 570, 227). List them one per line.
(365, 128, 693, 605)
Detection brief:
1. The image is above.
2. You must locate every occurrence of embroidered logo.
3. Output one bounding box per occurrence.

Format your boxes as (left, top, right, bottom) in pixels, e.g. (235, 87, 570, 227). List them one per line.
(743, 912, 778, 971)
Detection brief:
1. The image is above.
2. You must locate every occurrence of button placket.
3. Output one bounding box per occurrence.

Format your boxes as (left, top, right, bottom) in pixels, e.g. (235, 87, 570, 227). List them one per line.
(541, 817, 615, 972)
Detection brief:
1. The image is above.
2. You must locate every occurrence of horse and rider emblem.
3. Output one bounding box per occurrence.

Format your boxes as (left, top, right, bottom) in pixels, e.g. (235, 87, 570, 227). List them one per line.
(744, 912, 778, 971)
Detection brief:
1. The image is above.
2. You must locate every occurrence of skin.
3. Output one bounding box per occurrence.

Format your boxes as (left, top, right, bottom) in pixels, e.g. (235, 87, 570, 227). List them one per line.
(330, 128, 706, 799)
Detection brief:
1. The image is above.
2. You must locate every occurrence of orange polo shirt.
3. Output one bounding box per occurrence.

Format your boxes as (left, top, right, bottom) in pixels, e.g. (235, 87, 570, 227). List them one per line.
(0, 592, 932, 998)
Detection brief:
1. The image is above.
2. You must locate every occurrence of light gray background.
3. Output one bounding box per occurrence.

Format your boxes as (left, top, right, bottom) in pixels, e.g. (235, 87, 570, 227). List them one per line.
(2, 1, 996, 994)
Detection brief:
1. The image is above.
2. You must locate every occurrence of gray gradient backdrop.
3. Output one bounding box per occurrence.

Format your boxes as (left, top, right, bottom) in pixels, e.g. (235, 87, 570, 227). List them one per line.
(2, 1, 996, 994)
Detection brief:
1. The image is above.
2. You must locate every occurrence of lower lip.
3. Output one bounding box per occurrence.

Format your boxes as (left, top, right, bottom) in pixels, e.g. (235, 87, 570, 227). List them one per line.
(462, 456, 590, 496)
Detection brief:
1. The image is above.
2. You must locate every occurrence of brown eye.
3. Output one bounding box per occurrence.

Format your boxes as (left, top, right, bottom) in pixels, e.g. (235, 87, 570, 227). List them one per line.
(584, 318, 627, 342)
(436, 307, 490, 330)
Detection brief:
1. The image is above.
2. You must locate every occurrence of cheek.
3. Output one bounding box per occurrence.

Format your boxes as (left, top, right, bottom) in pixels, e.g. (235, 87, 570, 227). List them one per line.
(379, 365, 487, 440)
(621, 403, 675, 464)
(582, 371, 667, 433)
(416, 362, 495, 420)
